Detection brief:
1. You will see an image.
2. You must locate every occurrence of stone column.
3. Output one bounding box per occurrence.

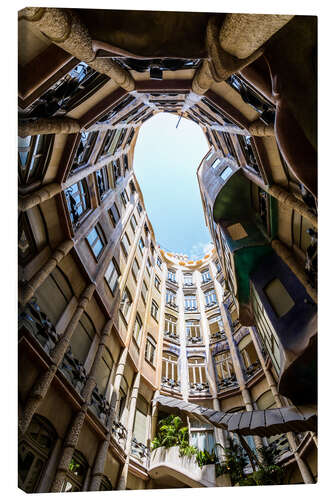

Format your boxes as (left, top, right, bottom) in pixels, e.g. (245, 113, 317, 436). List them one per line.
(248, 120, 275, 137)
(37, 437, 63, 492)
(19, 240, 74, 305)
(249, 326, 314, 484)
(18, 183, 62, 212)
(271, 239, 317, 302)
(19, 7, 135, 91)
(19, 283, 96, 435)
(267, 185, 317, 229)
(18, 117, 80, 137)
(116, 372, 141, 490)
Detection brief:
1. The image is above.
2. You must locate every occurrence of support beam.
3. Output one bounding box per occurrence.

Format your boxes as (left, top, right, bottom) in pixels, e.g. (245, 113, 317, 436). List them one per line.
(18, 183, 62, 212)
(18, 117, 80, 137)
(19, 7, 135, 91)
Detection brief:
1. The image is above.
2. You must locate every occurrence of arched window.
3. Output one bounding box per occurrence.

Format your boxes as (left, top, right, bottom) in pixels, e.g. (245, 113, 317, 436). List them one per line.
(70, 312, 95, 364)
(61, 450, 88, 492)
(145, 334, 156, 365)
(186, 319, 202, 344)
(204, 288, 217, 307)
(183, 272, 193, 286)
(18, 134, 53, 188)
(99, 475, 113, 491)
(188, 356, 207, 386)
(18, 414, 57, 493)
(94, 346, 114, 396)
(162, 351, 179, 389)
(164, 314, 177, 337)
(208, 314, 224, 341)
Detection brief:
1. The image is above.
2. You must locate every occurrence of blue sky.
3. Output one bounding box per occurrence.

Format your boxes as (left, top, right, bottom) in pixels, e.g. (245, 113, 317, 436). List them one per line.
(133, 112, 213, 258)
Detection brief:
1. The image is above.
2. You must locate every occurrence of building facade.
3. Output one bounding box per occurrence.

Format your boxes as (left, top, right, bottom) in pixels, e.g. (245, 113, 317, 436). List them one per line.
(18, 8, 317, 492)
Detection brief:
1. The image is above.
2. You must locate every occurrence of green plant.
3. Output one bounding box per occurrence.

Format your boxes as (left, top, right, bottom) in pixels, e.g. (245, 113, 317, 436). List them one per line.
(195, 449, 218, 468)
(216, 440, 248, 485)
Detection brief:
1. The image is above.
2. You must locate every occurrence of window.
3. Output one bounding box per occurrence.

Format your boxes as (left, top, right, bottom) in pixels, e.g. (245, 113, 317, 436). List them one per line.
(133, 396, 149, 445)
(211, 158, 221, 169)
(86, 223, 106, 260)
(119, 288, 132, 322)
(251, 283, 281, 374)
(239, 135, 260, 174)
(123, 154, 129, 173)
(220, 165, 233, 181)
(95, 166, 110, 200)
(138, 237, 145, 255)
(121, 232, 131, 257)
(99, 129, 118, 158)
(227, 223, 248, 241)
(146, 257, 152, 276)
(18, 415, 57, 493)
(208, 314, 224, 339)
(118, 377, 129, 421)
(112, 160, 122, 185)
(99, 475, 113, 491)
(214, 352, 235, 382)
(120, 189, 129, 208)
(186, 319, 201, 342)
(264, 278, 295, 318)
(157, 256, 162, 268)
(70, 312, 95, 364)
(133, 314, 143, 345)
(151, 299, 159, 320)
(167, 269, 176, 283)
(215, 259, 221, 273)
(204, 288, 217, 307)
(132, 258, 140, 281)
(165, 314, 177, 336)
(184, 294, 197, 311)
(166, 288, 176, 306)
(18, 134, 53, 187)
(145, 335, 156, 365)
(189, 419, 216, 454)
(130, 214, 138, 234)
(61, 450, 88, 492)
(292, 212, 315, 253)
(105, 258, 121, 294)
(238, 335, 259, 371)
(71, 131, 98, 171)
(94, 347, 113, 395)
(65, 179, 90, 227)
(137, 202, 143, 216)
(183, 273, 193, 286)
(109, 202, 120, 227)
(162, 352, 179, 384)
(201, 268, 211, 283)
(141, 280, 148, 303)
(154, 275, 161, 292)
(188, 356, 207, 386)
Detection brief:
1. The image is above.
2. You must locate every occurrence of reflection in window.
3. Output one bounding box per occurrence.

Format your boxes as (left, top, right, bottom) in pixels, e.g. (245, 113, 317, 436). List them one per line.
(145, 335, 156, 365)
(95, 166, 110, 200)
(120, 288, 132, 323)
(109, 202, 120, 227)
(184, 294, 197, 311)
(105, 258, 121, 294)
(86, 224, 106, 259)
(133, 314, 143, 345)
(72, 131, 98, 171)
(18, 134, 53, 187)
(65, 180, 90, 227)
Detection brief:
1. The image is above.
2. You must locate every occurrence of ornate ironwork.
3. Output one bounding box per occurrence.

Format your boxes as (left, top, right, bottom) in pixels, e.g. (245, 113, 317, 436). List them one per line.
(90, 385, 112, 425)
(131, 437, 150, 462)
(305, 228, 317, 289)
(161, 376, 180, 392)
(210, 331, 227, 343)
(59, 347, 88, 394)
(189, 381, 210, 394)
(19, 298, 60, 355)
(217, 374, 238, 391)
(244, 361, 261, 379)
(187, 336, 203, 345)
(163, 331, 180, 344)
(111, 420, 127, 446)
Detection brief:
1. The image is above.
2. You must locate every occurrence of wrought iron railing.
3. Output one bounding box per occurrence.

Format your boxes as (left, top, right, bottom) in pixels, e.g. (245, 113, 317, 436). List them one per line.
(163, 331, 180, 344)
(209, 331, 227, 343)
(111, 420, 127, 448)
(131, 437, 150, 465)
(187, 336, 203, 345)
(90, 385, 112, 425)
(189, 381, 210, 394)
(161, 376, 180, 392)
(59, 347, 88, 395)
(217, 375, 238, 391)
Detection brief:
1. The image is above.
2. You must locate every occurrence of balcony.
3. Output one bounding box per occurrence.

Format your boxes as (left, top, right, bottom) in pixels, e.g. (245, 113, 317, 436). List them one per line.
(19, 298, 59, 356)
(209, 331, 227, 343)
(244, 361, 261, 380)
(164, 331, 180, 344)
(166, 301, 178, 312)
(189, 381, 210, 395)
(167, 278, 178, 286)
(59, 347, 88, 395)
(217, 375, 238, 391)
(184, 306, 197, 312)
(205, 301, 218, 310)
(90, 385, 112, 426)
(201, 277, 212, 284)
(187, 336, 203, 346)
(183, 282, 194, 288)
(161, 376, 180, 392)
(111, 420, 127, 449)
(131, 437, 150, 467)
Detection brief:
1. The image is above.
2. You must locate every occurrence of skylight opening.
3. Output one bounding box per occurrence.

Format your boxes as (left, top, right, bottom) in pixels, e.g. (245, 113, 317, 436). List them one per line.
(133, 112, 212, 259)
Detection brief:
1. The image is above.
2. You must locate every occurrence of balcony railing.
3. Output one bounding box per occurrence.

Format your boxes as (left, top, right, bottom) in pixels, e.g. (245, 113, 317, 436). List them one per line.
(166, 301, 178, 311)
(183, 282, 194, 288)
(111, 420, 127, 448)
(189, 381, 210, 394)
(217, 374, 238, 391)
(167, 278, 177, 286)
(131, 437, 150, 466)
(19, 298, 59, 356)
(164, 331, 180, 344)
(202, 277, 212, 284)
(90, 385, 112, 426)
(244, 361, 261, 380)
(209, 331, 227, 343)
(59, 347, 88, 395)
(187, 336, 203, 346)
(184, 306, 197, 312)
(205, 301, 218, 310)
(161, 376, 180, 392)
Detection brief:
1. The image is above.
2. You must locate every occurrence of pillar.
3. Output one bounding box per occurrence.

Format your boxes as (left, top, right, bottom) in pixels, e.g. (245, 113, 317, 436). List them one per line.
(19, 240, 74, 305)
(249, 119, 275, 137)
(267, 185, 317, 228)
(19, 283, 96, 435)
(116, 372, 140, 490)
(19, 7, 134, 91)
(18, 117, 80, 137)
(18, 182, 62, 212)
